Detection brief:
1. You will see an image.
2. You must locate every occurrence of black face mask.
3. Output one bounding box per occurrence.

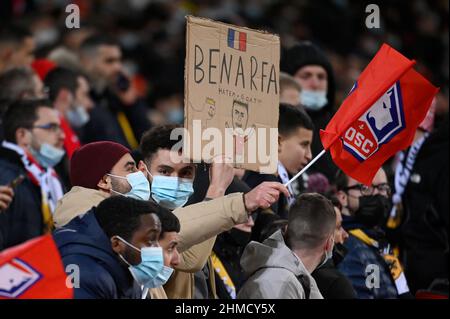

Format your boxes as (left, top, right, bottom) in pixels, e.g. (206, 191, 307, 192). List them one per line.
(225, 228, 252, 247)
(332, 243, 348, 266)
(354, 195, 392, 228)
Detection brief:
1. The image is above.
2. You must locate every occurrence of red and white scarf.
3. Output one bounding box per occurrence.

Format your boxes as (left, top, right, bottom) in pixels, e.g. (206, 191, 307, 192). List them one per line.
(2, 141, 63, 231)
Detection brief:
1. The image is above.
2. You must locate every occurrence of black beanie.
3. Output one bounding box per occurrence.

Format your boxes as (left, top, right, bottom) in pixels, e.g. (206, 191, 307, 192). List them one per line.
(281, 41, 336, 109)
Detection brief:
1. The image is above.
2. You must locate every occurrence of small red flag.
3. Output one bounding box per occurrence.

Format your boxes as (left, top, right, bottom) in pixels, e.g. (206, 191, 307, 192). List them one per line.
(320, 44, 439, 185)
(0, 235, 73, 299)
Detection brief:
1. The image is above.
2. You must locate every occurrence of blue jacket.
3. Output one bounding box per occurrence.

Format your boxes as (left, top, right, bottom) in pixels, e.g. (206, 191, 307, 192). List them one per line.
(337, 216, 398, 299)
(53, 209, 141, 299)
(0, 146, 43, 250)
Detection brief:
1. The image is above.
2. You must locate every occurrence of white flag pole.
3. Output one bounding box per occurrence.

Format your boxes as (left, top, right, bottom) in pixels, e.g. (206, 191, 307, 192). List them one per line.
(284, 149, 327, 187)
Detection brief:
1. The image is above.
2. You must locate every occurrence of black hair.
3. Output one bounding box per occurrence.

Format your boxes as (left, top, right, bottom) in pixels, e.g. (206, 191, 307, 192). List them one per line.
(95, 196, 163, 241)
(80, 34, 119, 55)
(334, 169, 349, 192)
(321, 191, 343, 211)
(278, 103, 314, 136)
(0, 24, 31, 47)
(0, 67, 36, 103)
(2, 99, 52, 143)
(140, 124, 183, 163)
(286, 192, 336, 250)
(153, 207, 181, 238)
(44, 67, 79, 103)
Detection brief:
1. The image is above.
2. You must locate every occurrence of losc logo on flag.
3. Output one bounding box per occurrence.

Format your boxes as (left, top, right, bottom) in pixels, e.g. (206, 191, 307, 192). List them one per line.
(342, 81, 405, 161)
(0, 258, 42, 298)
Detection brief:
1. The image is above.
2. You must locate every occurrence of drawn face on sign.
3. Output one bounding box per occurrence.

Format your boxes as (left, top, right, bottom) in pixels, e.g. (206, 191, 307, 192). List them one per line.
(208, 103, 216, 118)
(232, 100, 248, 130)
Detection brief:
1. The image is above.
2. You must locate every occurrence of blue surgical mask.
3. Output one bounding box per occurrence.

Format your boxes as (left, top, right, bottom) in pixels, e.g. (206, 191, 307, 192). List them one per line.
(318, 237, 334, 269)
(167, 108, 184, 124)
(31, 143, 65, 168)
(300, 90, 328, 111)
(115, 236, 164, 287)
(142, 265, 174, 288)
(148, 172, 194, 210)
(109, 171, 150, 200)
(66, 105, 90, 128)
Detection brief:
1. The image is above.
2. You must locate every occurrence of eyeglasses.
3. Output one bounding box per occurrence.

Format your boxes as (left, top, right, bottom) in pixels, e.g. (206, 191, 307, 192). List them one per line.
(344, 183, 391, 196)
(32, 123, 62, 133)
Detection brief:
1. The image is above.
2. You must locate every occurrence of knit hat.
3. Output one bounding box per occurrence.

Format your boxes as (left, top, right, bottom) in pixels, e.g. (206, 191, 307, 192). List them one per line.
(281, 41, 336, 109)
(70, 141, 131, 189)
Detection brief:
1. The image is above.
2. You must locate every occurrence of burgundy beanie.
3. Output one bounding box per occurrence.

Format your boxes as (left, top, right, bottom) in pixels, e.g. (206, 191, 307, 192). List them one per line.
(70, 141, 131, 189)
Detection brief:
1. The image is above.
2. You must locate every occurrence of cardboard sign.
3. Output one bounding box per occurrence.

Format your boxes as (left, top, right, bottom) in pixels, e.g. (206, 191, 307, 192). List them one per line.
(184, 16, 280, 173)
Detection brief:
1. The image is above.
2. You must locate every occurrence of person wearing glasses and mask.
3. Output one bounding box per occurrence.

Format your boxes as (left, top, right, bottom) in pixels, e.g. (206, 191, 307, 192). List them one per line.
(0, 99, 65, 249)
(334, 168, 412, 299)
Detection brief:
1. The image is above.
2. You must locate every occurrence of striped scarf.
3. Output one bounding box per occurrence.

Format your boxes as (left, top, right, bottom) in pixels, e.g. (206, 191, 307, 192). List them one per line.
(2, 141, 63, 232)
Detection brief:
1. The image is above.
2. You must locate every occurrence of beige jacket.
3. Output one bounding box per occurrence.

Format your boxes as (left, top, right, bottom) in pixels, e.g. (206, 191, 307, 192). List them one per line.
(53, 187, 248, 299)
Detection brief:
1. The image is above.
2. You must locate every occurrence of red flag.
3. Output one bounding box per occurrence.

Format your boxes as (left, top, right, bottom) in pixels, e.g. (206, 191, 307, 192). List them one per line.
(60, 116, 81, 159)
(320, 44, 439, 185)
(0, 235, 73, 299)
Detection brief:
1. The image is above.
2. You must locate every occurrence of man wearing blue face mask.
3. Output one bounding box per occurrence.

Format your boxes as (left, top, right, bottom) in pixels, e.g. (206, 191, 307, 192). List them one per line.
(138, 125, 290, 299)
(44, 67, 94, 144)
(53, 196, 164, 299)
(145, 201, 182, 299)
(53, 139, 287, 299)
(44, 66, 95, 189)
(0, 99, 65, 250)
(281, 41, 338, 182)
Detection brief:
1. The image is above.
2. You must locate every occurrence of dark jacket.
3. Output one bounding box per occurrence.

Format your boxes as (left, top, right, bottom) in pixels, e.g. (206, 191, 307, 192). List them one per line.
(338, 216, 398, 299)
(0, 146, 43, 250)
(213, 228, 250, 299)
(53, 209, 141, 299)
(80, 88, 151, 149)
(311, 259, 356, 299)
(401, 118, 449, 292)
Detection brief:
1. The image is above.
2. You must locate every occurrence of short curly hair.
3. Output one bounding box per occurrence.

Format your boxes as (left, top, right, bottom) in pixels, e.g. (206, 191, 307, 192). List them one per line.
(139, 124, 183, 164)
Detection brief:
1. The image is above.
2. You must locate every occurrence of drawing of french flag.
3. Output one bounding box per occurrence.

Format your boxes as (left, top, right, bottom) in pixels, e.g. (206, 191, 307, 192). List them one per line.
(227, 29, 247, 52)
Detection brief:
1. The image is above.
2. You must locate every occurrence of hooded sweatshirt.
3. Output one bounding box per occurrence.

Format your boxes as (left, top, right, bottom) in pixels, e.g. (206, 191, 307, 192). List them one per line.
(237, 230, 323, 299)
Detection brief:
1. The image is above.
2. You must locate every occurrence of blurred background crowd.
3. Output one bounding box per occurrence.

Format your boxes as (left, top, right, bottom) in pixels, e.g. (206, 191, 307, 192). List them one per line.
(0, 0, 448, 129)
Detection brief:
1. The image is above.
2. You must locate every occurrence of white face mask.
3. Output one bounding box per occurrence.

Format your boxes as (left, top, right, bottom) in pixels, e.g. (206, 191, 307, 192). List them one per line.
(66, 105, 90, 128)
(30, 143, 65, 168)
(318, 237, 334, 269)
(300, 90, 328, 111)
